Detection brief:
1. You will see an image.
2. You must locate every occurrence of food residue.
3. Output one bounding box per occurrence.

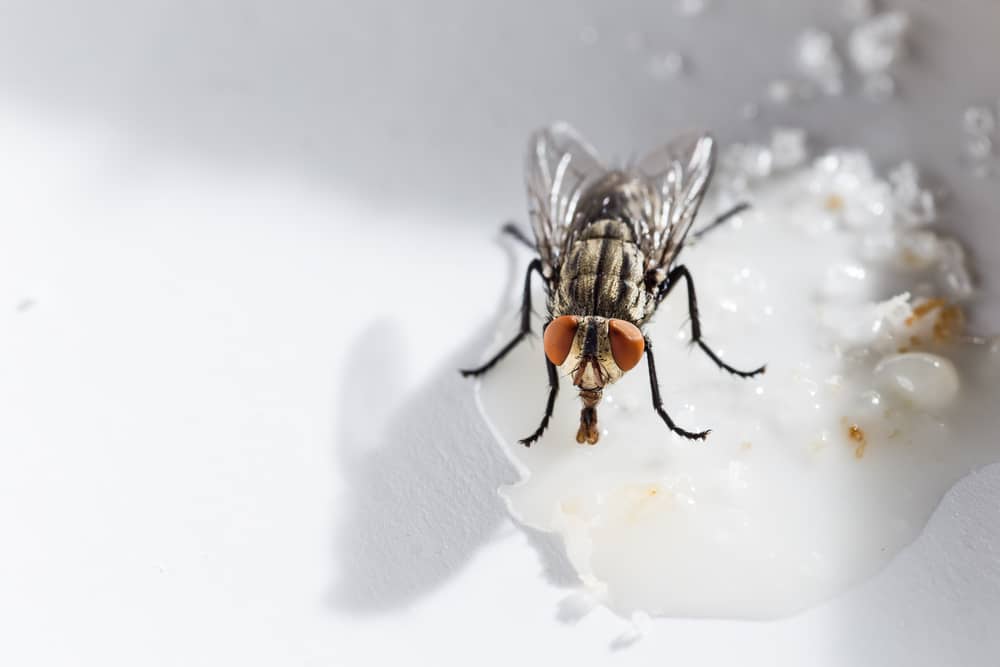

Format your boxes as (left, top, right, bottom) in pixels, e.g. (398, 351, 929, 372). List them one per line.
(848, 423, 867, 458)
(477, 134, 999, 620)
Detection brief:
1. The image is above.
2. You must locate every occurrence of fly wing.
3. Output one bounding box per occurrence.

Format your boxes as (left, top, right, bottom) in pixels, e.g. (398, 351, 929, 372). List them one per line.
(634, 132, 715, 278)
(525, 123, 608, 279)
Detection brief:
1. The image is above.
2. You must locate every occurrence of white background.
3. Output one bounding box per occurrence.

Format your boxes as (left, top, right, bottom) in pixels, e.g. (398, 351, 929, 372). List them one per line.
(1, 2, 998, 665)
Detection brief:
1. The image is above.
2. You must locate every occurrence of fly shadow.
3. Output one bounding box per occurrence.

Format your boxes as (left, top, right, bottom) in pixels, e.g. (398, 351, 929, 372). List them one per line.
(330, 235, 577, 613)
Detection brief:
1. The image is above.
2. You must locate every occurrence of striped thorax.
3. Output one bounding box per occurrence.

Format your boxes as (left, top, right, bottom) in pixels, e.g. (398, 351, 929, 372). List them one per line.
(545, 204, 652, 443)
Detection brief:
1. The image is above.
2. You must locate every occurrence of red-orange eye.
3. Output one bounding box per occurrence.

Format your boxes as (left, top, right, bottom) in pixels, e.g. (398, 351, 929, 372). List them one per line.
(609, 319, 645, 371)
(543, 315, 580, 366)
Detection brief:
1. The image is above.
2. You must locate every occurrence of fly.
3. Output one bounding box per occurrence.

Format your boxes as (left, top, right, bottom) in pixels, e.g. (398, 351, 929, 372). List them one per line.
(461, 123, 765, 446)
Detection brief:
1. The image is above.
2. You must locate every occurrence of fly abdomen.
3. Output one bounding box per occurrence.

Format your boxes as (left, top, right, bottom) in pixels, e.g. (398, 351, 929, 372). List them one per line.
(557, 219, 648, 321)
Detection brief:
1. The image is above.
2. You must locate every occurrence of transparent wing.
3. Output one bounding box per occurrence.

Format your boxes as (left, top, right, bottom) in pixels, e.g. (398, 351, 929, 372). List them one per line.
(634, 132, 716, 276)
(525, 123, 608, 278)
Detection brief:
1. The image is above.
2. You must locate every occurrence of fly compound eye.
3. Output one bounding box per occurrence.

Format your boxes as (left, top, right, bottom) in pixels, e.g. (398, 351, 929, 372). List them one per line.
(543, 315, 580, 366)
(608, 319, 645, 371)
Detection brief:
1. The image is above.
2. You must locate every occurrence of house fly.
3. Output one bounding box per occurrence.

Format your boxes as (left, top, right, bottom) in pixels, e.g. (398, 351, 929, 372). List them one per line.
(462, 123, 765, 446)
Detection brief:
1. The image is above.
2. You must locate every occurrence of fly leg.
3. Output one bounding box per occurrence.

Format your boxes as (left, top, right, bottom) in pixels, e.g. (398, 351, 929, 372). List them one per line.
(691, 202, 750, 241)
(657, 265, 766, 378)
(460, 258, 544, 377)
(644, 336, 710, 440)
(519, 355, 559, 447)
(500, 222, 535, 250)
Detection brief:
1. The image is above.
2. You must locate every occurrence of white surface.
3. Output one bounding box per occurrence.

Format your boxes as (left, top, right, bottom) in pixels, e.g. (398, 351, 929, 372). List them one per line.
(1, 1, 999, 665)
(3, 104, 1000, 667)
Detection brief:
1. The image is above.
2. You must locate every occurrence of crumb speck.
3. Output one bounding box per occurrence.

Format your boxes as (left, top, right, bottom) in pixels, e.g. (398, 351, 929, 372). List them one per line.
(963, 105, 996, 137)
(964, 134, 993, 161)
(848, 424, 867, 458)
(933, 304, 964, 342)
(771, 128, 808, 170)
(849, 11, 910, 74)
(767, 79, 795, 105)
(561, 498, 581, 514)
(905, 298, 945, 326)
(903, 298, 964, 343)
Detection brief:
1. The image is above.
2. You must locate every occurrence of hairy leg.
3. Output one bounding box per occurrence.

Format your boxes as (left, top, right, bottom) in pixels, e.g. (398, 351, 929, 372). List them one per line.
(691, 201, 751, 241)
(519, 355, 559, 447)
(656, 264, 766, 378)
(460, 258, 544, 377)
(644, 336, 710, 440)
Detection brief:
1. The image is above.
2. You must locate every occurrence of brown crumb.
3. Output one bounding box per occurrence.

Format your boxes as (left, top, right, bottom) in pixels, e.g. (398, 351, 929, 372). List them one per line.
(903, 298, 965, 346)
(932, 303, 964, 342)
(848, 424, 867, 459)
(824, 194, 845, 211)
(905, 298, 946, 326)
(900, 248, 924, 268)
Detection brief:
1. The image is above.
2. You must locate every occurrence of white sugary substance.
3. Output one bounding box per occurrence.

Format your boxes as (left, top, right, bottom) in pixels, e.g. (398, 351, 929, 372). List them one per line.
(849, 11, 909, 73)
(766, 79, 795, 106)
(849, 11, 909, 101)
(961, 105, 997, 175)
(796, 29, 844, 96)
(769, 128, 808, 171)
(475, 139, 999, 619)
(963, 105, 997, 137)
